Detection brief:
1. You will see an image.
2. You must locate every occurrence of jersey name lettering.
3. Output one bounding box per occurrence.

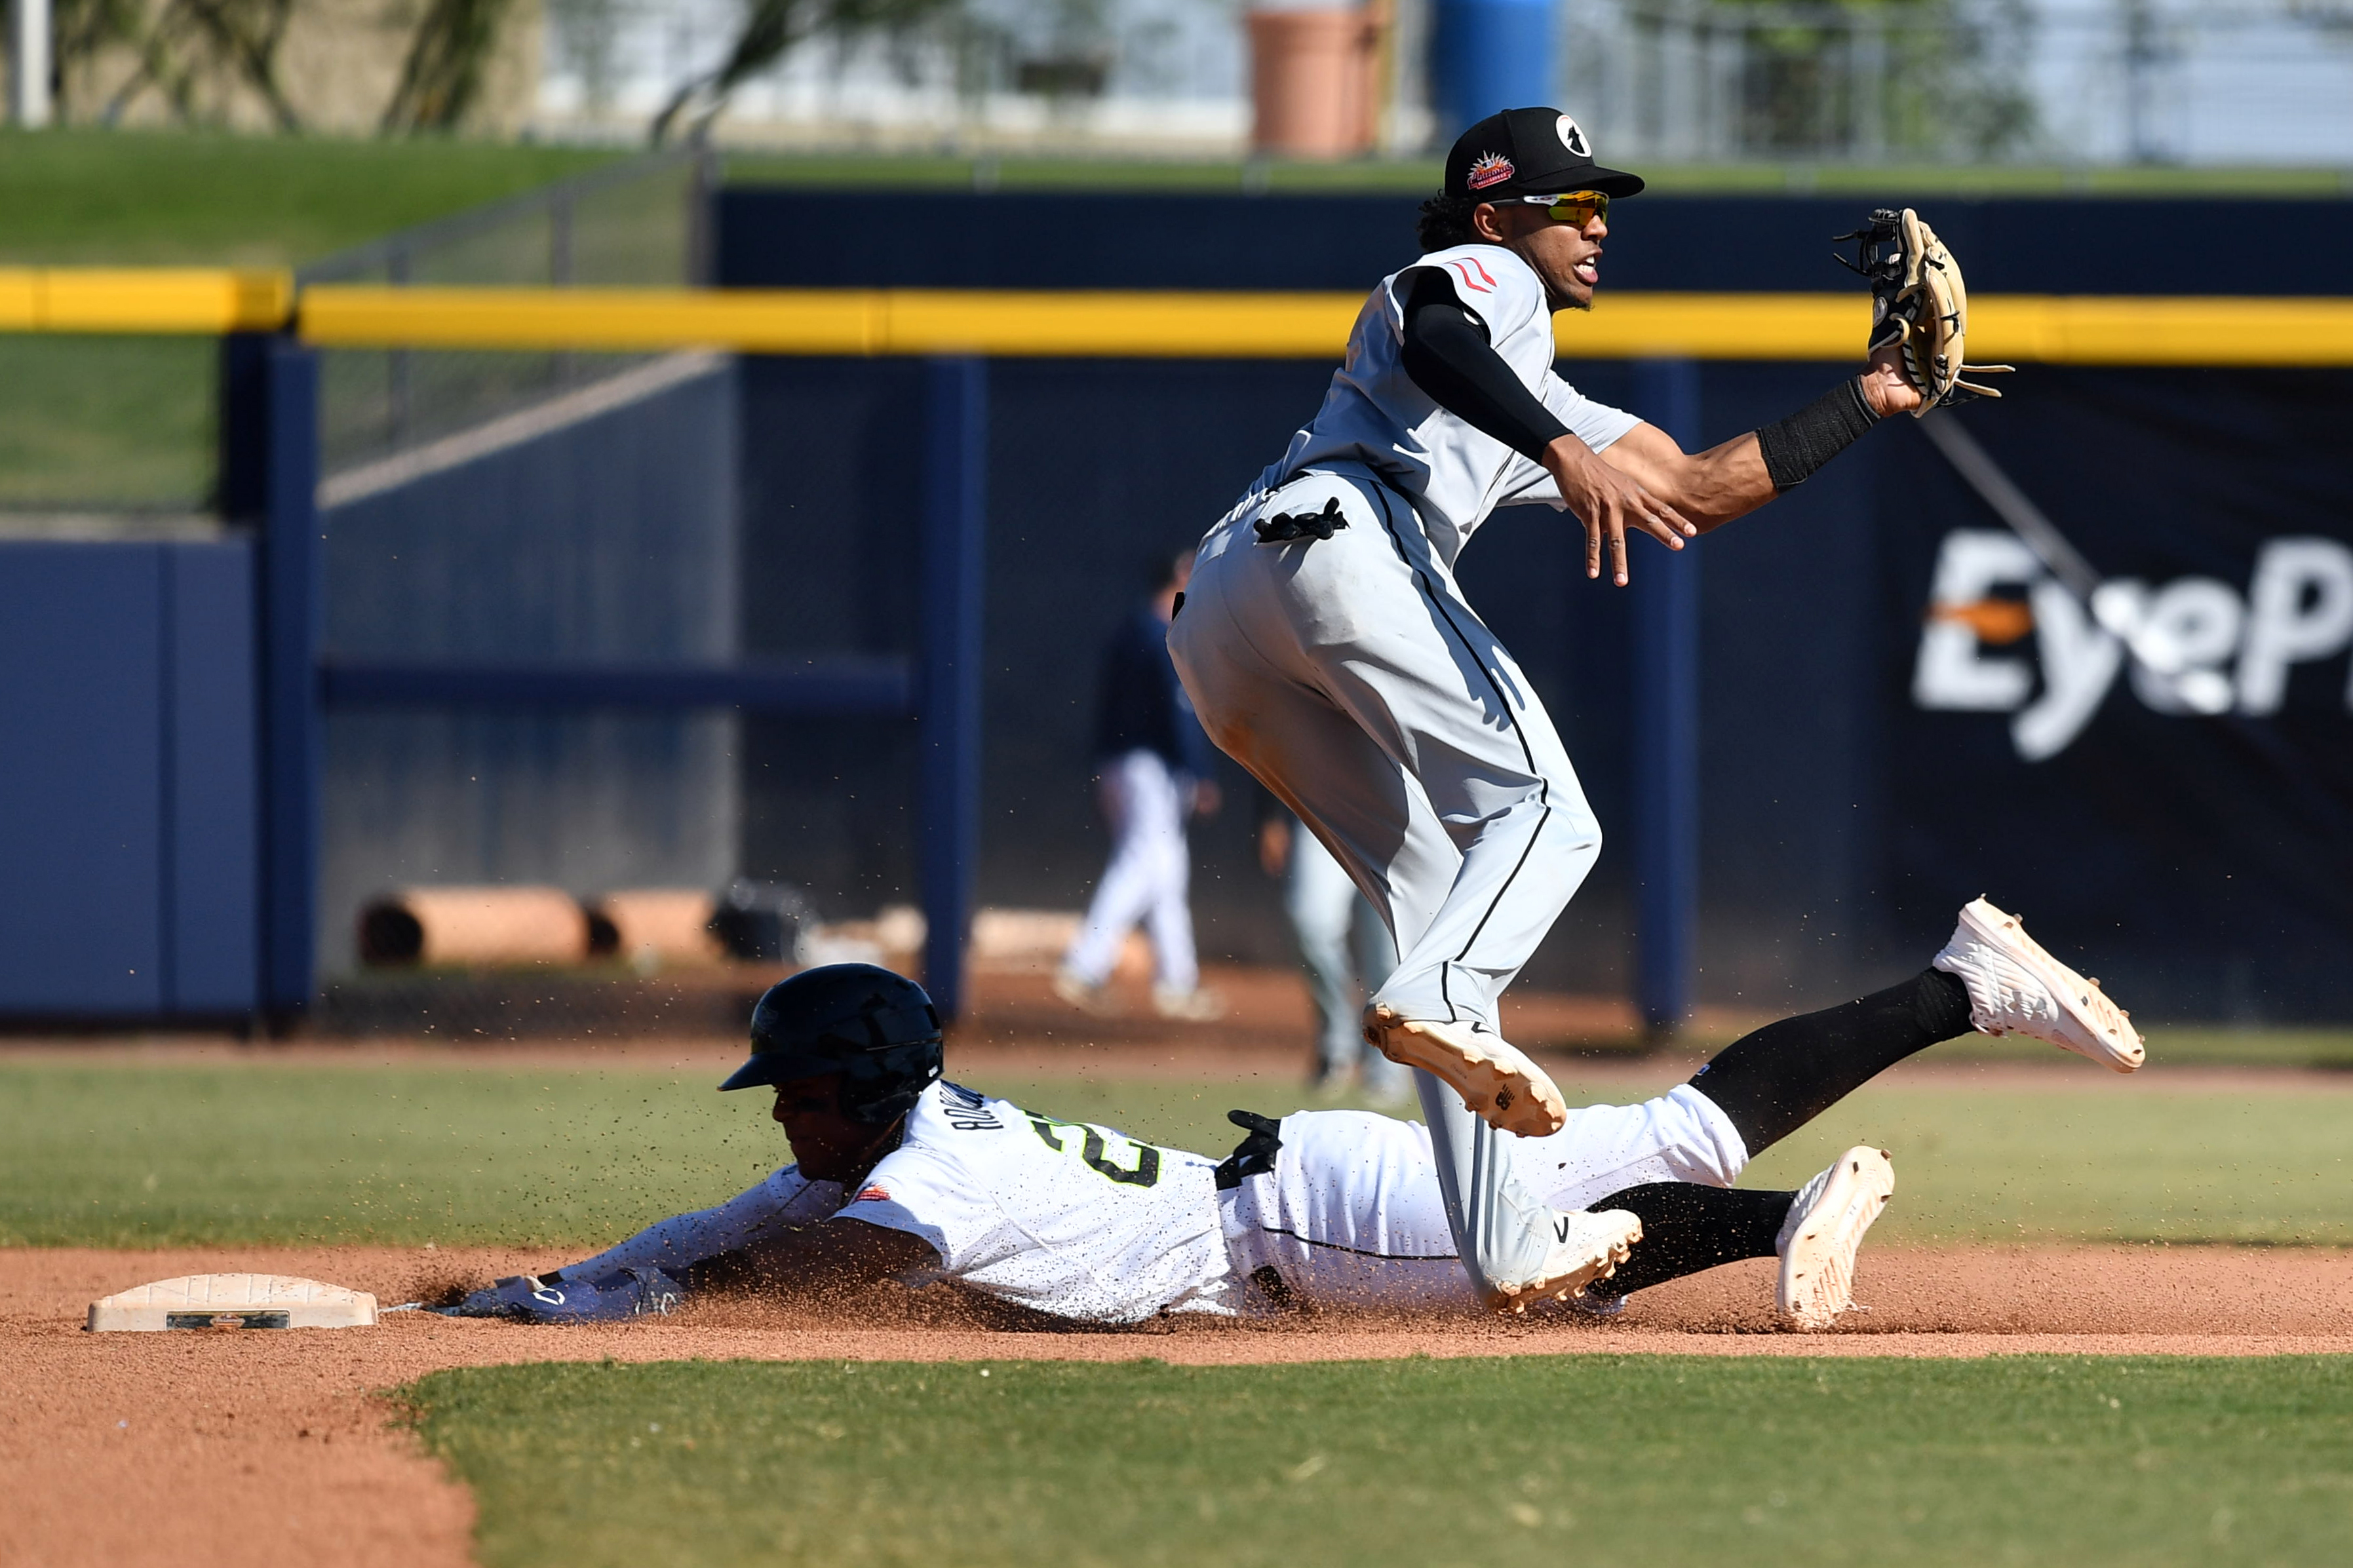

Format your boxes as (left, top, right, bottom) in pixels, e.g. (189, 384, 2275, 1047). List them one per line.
(937, 1081, 1005, 1131)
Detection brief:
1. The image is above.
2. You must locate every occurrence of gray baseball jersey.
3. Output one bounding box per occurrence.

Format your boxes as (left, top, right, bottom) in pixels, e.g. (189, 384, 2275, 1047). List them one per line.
(1254, 243, 1641, 567)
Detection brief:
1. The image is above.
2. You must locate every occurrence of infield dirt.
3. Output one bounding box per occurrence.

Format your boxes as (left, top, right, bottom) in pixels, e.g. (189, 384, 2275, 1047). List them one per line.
(6, 1241, 2350, 1568)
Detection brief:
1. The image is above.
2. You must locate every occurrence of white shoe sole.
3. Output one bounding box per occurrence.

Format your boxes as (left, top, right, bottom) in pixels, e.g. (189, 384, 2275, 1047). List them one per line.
(1778, 1147, 1894, 1332)
(1152, 989, 1224, 1022)
(1363, 1005, 1568, 1138)
(1051, 972, 1116, 1016)
(1956, 898, 2144, 1072)
(1492, 1210, 1644, 1316)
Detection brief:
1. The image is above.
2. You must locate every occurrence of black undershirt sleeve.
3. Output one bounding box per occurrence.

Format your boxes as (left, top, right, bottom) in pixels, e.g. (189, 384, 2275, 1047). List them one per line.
(1396, 266, 1572, 463)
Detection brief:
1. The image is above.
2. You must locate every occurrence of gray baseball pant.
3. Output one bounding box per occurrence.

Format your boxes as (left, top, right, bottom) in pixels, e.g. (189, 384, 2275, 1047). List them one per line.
(1169, 464, 1604, 1297)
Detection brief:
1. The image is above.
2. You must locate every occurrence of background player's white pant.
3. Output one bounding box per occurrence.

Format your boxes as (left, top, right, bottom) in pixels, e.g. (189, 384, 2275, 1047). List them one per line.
(1063, 748, 1199, 991)
(1171, 465, 1604, 1296)
(1223, 1089, 1749, 1312)
(1289, 816, 1409, 1092)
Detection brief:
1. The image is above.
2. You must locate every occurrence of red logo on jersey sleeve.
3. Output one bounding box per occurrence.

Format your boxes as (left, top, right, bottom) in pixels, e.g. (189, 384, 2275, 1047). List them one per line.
(1444, 256, 1496, 294)
(1466, 153, 1515, 191)
(853, 1185, 892, 1202)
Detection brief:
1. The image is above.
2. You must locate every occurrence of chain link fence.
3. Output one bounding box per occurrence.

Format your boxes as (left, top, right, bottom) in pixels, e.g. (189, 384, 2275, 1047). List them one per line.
(300, 149, 714, 474)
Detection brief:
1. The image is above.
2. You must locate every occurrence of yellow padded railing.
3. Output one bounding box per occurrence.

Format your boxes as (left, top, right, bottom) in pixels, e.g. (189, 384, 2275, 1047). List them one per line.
(8, 269, 2353, 366)
(292, 286, 2353, 365)
(0, 269, 294, 334)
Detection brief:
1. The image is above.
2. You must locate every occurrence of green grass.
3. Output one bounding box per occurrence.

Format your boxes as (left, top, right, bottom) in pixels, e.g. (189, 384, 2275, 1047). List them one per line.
(3, 1054, 2349, 1248)
(404, 1356, 2353, 1568)
(0, 335, 218, 506)
(0, 1061, 755, 1246)
(0, 130, 624, 507)
(0, 130, 621, 268)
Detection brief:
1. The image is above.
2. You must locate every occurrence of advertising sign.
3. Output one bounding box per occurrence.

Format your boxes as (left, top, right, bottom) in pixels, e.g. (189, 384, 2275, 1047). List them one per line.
(1884, 370, 2353, 1017)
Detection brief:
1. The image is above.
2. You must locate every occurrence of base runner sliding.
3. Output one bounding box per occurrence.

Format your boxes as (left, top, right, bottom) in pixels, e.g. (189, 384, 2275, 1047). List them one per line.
(447, 902, 2137, 1332)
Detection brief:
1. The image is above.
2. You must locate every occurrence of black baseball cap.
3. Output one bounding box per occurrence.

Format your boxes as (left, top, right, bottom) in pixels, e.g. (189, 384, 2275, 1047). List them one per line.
(1443, 107, 1646, 203)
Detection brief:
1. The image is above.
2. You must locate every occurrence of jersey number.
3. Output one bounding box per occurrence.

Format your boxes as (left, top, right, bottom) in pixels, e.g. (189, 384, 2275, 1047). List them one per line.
(1028, 1117, 1162, 1187)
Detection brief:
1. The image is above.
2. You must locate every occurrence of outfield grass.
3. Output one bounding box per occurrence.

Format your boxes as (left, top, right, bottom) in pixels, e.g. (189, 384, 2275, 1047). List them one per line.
(0, 130, 623, 508)
(3, 1056, 2348, 1248)
(0, 335, 219, 506)
(0, 130, 620, 267)
(406, 1356, 2353, 1568)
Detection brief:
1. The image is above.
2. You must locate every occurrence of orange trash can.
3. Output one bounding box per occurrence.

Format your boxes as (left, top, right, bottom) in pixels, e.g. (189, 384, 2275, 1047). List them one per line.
(1248, 3, 1390, 159)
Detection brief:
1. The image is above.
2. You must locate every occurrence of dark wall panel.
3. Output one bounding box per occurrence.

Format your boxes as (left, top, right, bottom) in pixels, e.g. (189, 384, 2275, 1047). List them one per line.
(317, 363, 739, 979)
(721, 189, 2353, 296)
(0, 540, 256, 1018)
(167, 545, 259, 1014)
(0, 546, 166, 1014)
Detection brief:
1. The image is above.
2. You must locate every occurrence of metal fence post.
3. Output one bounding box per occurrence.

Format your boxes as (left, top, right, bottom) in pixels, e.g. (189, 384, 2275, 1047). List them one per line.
(256, 337, 322, 1021)
(919, 357, 986, 1020)
(1631, 356, 1701, 1041)
(9, 0, 52, 127)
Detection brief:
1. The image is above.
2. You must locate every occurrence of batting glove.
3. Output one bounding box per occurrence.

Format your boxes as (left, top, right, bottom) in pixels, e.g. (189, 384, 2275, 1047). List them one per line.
(444, 1266, 685, 1324)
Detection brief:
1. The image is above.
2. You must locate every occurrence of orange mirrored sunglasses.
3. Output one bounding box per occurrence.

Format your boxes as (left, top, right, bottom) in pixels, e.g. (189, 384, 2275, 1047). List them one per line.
(1510, 191, 1609, 227)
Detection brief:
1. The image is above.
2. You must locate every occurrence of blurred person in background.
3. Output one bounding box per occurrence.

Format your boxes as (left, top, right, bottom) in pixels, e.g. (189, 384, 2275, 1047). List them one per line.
(1056, 549, 1224, 1020)
(1260, 804, 1412, 1106)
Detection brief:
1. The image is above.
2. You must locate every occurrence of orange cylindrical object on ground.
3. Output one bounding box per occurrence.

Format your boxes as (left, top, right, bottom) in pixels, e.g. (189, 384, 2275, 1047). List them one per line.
(359, 886, 591, 967)
(591, 889, 724, 964)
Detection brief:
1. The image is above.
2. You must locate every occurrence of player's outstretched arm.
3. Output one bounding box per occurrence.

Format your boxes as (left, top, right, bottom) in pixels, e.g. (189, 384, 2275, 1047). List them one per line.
(688, 1215, 940, 1301)
(444, 1217, 938, 1322)
(1585, 344, 1924, 542)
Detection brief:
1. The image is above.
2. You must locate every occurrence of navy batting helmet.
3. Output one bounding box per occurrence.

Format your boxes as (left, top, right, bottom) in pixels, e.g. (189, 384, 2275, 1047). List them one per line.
(719, 963, 944, 1126)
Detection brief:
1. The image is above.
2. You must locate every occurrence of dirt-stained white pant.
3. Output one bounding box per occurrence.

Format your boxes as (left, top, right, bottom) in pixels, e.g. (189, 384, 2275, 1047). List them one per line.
(1170, 465, 1604, 1297)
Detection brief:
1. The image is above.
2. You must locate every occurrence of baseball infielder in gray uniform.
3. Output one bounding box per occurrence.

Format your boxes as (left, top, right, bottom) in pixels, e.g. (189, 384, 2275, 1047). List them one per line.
(1169, 107, 1938, 1309)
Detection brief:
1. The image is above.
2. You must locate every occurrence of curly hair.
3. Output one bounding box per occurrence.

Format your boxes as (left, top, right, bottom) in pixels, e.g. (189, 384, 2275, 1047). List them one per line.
(1416, 193, 1480, 253)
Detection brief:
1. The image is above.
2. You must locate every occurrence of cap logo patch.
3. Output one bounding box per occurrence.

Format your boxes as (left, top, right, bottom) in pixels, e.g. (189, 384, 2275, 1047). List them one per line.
(1466, 152, 1515, 191)
(854, 1185, 892, 1202)
(1557, 115, 1592, 159)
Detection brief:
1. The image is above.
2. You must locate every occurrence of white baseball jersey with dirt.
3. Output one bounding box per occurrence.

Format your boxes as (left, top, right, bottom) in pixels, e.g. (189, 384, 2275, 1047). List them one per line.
(840, 1081, 1235, 1322)
(573, 1082, 1235, 1324)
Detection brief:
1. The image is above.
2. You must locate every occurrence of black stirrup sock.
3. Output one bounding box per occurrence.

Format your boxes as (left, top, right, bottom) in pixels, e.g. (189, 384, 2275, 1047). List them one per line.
(1685, 967, 1974, 1160)
(1584, 1182, 1793, 1300)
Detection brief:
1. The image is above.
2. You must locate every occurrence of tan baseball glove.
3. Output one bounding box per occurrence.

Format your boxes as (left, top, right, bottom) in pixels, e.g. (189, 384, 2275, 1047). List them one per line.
(1837, 207, 2013, 415)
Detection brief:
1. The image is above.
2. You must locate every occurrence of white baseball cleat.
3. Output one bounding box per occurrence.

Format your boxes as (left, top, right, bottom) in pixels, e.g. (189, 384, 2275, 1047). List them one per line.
(1150, 983, 1224, 1022)
(1490, 1208, 1643, 1316)
(1933, 896, 2145, 1072)
(1051, 966, 1116, 1015)
(1778, 1145, 1895, 1331)
(1362, 1004, 1568, 1138)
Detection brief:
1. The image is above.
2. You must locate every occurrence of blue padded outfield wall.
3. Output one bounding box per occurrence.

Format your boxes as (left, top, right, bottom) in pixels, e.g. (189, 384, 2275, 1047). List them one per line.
(3, 190, 2349, 1022)
(0, 541, 257, 1017)
(315, 359, 741, 980)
